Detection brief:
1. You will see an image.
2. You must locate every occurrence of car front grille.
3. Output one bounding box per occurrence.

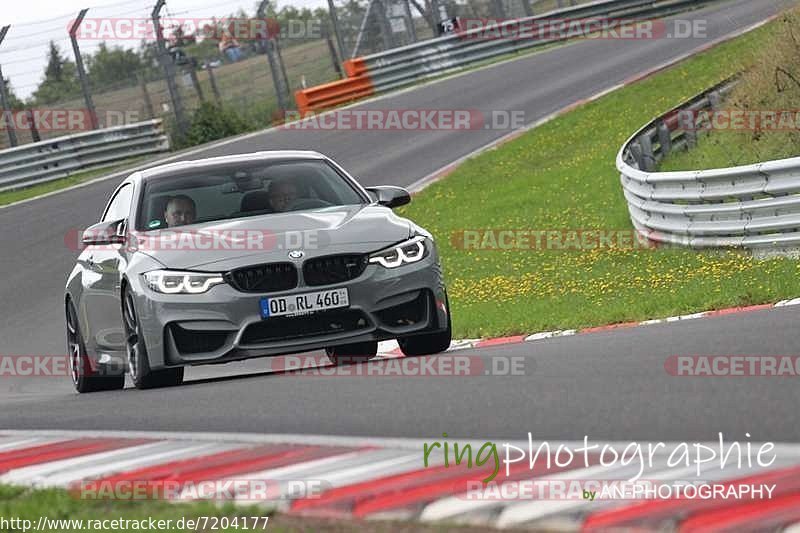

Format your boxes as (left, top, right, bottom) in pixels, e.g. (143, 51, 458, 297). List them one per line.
(303, 254, 368, 286)
(226, 262, 298, 293)
(240, 309, 371, 344)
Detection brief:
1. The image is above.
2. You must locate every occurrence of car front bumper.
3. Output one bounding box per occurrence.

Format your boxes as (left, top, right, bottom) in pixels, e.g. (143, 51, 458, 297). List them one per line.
(128, 253, 448, 369)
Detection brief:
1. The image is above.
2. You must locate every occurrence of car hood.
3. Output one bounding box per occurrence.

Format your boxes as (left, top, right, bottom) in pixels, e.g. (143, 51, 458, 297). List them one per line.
(131, 204, 413, 271)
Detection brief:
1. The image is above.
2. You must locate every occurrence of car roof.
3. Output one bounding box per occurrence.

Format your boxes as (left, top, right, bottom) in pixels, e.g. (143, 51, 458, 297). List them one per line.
(135, 150, 328, 182)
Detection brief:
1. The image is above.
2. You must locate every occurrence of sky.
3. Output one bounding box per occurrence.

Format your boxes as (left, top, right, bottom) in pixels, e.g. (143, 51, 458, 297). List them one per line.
(2, 0, 329, 99)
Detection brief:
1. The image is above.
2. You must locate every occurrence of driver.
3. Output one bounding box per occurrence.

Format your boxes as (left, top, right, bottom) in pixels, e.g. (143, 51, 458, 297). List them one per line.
(267, 179, 299, 213)
(164, 195, 197, 227)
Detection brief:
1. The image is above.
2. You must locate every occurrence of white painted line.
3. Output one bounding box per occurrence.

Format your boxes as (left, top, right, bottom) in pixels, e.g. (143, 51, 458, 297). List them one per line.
(0, 437, 64, 453)
(677, 312, 710, 321)
(447, 339, 481, 351)
(524, 331, 560, 341)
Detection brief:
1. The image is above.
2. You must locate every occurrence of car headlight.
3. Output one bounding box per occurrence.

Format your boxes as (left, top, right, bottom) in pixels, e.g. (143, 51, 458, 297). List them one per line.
(142, 270, 225, 294)
(369, 236, 428, 268)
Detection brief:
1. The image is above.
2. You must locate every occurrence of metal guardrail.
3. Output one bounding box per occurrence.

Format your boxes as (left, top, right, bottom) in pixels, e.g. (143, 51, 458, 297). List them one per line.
(618, 79, 800, 249)
(0, 119, 170, 192)
(296, 0, 718, 113)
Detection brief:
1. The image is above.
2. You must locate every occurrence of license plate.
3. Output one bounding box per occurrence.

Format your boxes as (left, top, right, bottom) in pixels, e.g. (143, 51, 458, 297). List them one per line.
(260, 288, 349, 318)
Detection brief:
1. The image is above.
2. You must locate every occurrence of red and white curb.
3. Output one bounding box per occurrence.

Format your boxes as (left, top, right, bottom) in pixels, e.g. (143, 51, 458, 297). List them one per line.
(377, 298, 800, 357)
(1, 430, 800, 531)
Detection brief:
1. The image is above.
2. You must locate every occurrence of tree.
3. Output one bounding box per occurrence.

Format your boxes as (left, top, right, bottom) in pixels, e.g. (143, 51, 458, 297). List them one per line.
(1, 78, 24, 110)
(31, 42, 81, 105)
(85, 43, 145, 89)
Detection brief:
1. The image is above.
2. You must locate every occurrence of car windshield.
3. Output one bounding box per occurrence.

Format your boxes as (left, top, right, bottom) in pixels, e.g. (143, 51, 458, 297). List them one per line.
(136, 159, 366, 231)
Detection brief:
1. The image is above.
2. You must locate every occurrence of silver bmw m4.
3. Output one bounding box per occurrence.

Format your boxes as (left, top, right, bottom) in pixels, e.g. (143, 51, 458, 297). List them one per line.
(65, 151, 451, 392)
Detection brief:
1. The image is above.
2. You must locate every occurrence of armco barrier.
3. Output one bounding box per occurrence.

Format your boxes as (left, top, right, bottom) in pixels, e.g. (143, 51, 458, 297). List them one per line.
(295, 0, 716, 114)
(0, 119, 170, 192)
(618, 79, 800, 249)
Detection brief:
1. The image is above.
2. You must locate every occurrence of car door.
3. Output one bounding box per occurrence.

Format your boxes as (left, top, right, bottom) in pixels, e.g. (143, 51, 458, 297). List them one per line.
(81, 183, 134, 356)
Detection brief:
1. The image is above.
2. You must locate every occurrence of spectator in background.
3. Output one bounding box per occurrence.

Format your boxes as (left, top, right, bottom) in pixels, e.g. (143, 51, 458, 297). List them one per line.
(219, 29, 243, 63)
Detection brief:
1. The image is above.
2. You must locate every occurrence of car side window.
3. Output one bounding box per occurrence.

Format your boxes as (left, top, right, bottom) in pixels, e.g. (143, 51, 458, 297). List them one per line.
(102, 184, 133, 223)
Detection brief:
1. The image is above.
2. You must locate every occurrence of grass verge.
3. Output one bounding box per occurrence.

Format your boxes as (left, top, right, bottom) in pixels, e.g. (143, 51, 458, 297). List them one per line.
(399, 14, 800, 338)
(0, 484, 506, 532)
(661, 10, 800, 170)
(0, 161, 143, 208)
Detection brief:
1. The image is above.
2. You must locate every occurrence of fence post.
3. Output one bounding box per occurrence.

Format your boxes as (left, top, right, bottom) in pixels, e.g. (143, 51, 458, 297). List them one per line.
(258, 0, 289, 116)
(152, 0, 188, 140)
(69, 9, 99, 129)
(274, 37, 291, 96)
(492, 0, 507, 19)
(639, 134, 656, 172)
(138, 74, 155, 119)
(402, 0, 418, 42)
(352, 0, 376, 58)
(630, 141, 644, 169)
(657, 120, 671, 158)
(0, 26, 18, 148)
(521, 0, 534, 17)
(374, 0, 395, 50)
(327, 0, 347, 60)
(205, 65, 221, 104)
(323, 25, 344, 79)
(708, 90, 721, 111)
(187, 65, 205, 102)
(27, 109, 40, 143)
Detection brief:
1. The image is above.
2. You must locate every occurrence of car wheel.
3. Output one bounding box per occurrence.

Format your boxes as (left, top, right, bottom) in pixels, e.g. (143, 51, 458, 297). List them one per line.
(398, 295, 452, 357)
(325, 341, 378, 365)
(66, 301, 124, 393)
(123, 287, 184, 390)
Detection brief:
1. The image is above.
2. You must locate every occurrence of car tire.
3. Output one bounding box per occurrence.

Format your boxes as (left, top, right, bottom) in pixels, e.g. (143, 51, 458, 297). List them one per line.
(66, 301, 125, 393)
(123, 287, 184, 390)
(398, 295, 452, 357)
(325, 341, 378, 366)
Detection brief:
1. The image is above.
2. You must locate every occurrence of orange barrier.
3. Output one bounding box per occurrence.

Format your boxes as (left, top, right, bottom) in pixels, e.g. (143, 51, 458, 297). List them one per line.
(294, 58, 374, 115)
(342, 58, 369, 78)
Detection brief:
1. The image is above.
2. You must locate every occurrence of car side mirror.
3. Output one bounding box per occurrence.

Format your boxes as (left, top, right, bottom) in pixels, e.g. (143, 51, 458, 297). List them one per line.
(366, 186, 411, 209)
(82, 219, 127, 246)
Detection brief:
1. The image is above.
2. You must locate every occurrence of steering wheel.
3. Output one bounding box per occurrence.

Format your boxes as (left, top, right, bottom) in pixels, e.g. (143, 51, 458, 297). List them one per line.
(286, 198, 333, 210)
